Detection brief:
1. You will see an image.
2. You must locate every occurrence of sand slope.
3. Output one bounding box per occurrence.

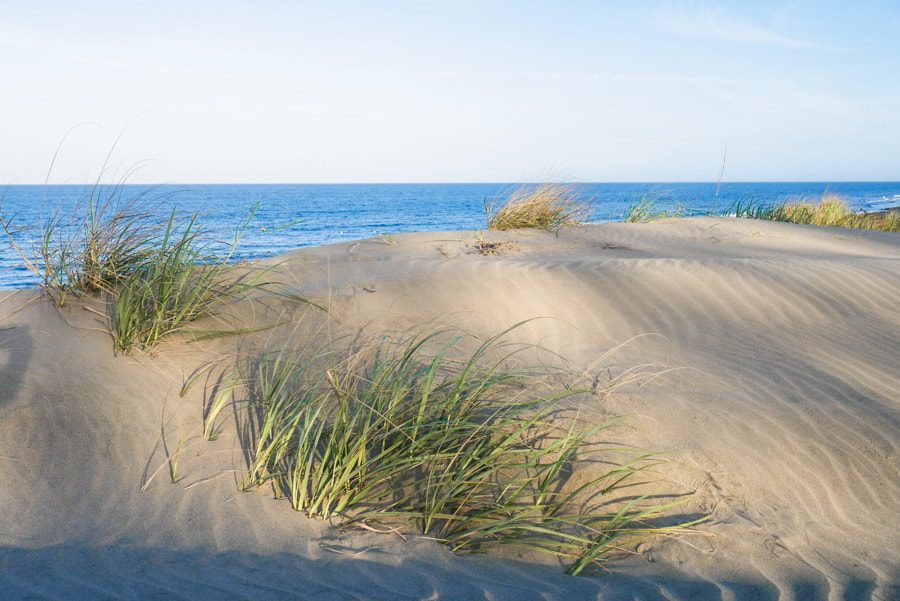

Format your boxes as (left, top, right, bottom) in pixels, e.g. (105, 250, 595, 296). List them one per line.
(1, 217, 898, 600)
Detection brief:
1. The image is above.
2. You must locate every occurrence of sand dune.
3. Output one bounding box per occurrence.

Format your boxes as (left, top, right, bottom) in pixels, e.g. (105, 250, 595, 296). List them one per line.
(1, 217, 898, 599)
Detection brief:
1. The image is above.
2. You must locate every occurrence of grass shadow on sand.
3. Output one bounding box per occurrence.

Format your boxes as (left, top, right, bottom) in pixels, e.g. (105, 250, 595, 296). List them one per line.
(0, 323, 32, 411)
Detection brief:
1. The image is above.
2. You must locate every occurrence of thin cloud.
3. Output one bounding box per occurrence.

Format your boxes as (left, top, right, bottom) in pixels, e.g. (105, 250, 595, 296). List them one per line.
(380, 67, 745, 87)
(653, 3, 829, 49)
(522, 71, 745, 86)
(57, 54, 207, 78)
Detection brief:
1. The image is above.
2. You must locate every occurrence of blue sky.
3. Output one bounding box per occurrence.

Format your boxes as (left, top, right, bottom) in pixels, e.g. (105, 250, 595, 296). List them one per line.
(1, 1, 898, 183)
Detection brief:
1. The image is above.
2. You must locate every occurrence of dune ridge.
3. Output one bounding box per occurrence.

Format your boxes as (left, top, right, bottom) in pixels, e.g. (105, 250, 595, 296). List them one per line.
(1, 217, 898, 600)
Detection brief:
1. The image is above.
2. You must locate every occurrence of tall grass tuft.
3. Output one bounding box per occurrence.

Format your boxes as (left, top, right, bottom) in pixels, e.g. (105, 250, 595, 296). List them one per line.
(214, 326, 699, 575)
(2, 183, 294, 352)
(731, 193, 899, 232)
(109, 208, 275, 352)
(487, 184, 592, 231)
(623, 196, 689, 223)
(624, 192, 898, 232)
(1, 184, 156, 306)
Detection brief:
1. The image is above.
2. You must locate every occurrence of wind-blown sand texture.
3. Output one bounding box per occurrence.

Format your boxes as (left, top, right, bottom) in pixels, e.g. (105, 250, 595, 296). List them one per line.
(1, 217, 898, 600)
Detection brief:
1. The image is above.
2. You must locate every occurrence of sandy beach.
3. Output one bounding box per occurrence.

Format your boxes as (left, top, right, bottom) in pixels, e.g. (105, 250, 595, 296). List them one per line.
(1, 217, 898, 600)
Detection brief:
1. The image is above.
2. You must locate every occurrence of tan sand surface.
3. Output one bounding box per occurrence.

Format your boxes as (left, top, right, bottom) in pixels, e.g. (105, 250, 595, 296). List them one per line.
(1, 217, 898, 599)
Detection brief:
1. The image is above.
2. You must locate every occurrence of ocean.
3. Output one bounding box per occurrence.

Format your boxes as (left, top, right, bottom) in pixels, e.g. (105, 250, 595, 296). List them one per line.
(1, 181, 898, 289)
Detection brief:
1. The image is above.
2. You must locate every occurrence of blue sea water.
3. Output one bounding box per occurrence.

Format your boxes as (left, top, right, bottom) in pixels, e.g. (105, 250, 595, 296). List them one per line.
(1, 181, 898, 289)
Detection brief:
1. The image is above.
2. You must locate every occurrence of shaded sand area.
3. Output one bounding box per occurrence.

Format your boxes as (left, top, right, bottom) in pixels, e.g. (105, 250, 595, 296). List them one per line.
(1, 217, 898, 600)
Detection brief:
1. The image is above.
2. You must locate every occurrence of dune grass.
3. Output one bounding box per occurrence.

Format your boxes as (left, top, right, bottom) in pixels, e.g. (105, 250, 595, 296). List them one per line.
(732, 194, 899, 232)
(203, 325, 699, 575)
(2, 185, 293, 352)
(624, 192, 898, 232)
(623, 195, 689, 223)
(623, 196, 657, 223)
(108, 208, 278, 352)
(0, 184, 157, 306)
(487, 184, 592, 231)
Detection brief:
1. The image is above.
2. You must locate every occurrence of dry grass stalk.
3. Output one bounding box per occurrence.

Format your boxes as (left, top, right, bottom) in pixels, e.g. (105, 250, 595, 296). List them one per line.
(468, 234, 516, 256)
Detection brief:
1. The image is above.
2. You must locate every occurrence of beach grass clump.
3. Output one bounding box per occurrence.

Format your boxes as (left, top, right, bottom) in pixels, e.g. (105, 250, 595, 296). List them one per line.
(74, 194, 155, 294)
(729, 199, 779, 221)
(623, 196, 656, 223)
(623, 196, 688, 223)
(0, 185, 156, 306)
(109, 210, 273, 352)
(624, 192, 898, 232)
(2, 183, 286, 352)
(732, 194, 899, 232)
(487, 184, 592, 231)
(866, 209, 900, 231)
(219, 326, 697, 575)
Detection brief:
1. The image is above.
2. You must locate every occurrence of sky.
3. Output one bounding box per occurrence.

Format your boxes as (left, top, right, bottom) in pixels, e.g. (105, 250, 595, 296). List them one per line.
(1, 1, 898, 184)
